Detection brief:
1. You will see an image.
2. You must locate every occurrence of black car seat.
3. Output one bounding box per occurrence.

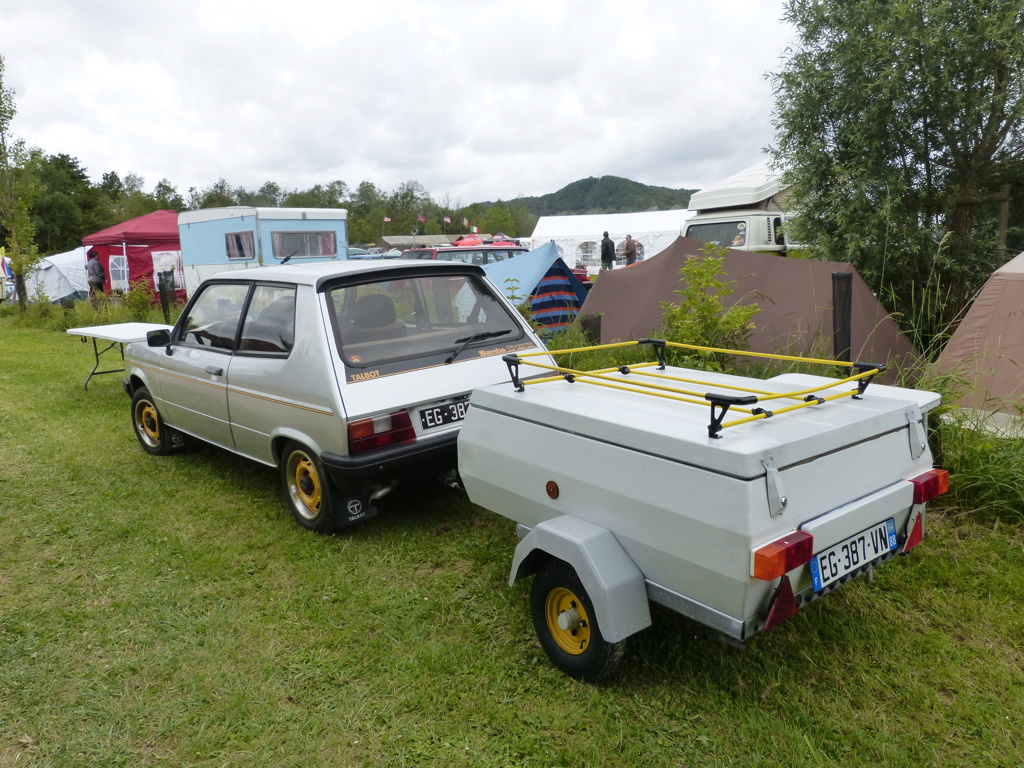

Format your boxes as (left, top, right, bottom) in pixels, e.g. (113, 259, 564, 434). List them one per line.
(344, 293, 407, 345)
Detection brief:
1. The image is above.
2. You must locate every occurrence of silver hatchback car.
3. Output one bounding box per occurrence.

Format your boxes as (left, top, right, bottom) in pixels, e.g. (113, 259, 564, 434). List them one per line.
(123, 259, 550, 532)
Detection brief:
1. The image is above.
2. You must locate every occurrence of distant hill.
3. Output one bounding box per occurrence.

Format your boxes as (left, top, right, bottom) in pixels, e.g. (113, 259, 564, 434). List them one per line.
(508, 176, 696, 216)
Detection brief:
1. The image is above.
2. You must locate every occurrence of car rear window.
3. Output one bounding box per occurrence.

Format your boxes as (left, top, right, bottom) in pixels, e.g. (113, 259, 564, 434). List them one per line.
(433, 248, 524, 265)
(326, 273, 526, 370)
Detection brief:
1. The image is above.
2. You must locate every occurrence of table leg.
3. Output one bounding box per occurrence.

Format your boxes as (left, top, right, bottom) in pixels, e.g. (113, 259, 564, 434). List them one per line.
(81, 336, 126, 391)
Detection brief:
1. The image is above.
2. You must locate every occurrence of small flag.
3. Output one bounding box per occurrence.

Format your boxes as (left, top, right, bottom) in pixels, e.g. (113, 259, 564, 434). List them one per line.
(470, 225, 479, 234)
(383, 216, 391, 222)
(462, 216, 470, 228)
(443, 216, 451, 224)
(417, 215, 427, 223)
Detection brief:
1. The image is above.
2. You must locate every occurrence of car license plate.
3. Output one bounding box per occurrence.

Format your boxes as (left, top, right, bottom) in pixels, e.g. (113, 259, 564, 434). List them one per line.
(809, 518, 897, 592)
(420, 398, 470, 430)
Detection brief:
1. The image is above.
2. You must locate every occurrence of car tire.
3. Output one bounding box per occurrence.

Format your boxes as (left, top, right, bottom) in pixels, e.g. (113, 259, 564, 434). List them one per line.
(529, 559, 626, 681)
(281, 441, 336, 533)
(131, 387, 188, 456)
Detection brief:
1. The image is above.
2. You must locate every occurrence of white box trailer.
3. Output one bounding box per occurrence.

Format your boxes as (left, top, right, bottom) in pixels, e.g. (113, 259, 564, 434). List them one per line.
(457, 340, 948, 680)
(178, 207, 348, 296)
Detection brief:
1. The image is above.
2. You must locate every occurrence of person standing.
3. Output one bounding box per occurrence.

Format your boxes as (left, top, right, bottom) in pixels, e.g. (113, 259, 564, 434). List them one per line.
(600, 231, 615, 271)
(86, 249, 105, 303)
(623, 235, 638, 265)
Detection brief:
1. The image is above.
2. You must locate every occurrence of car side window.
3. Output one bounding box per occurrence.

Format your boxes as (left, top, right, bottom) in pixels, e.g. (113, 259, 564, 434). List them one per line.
(179, 283, 250, 351)
(238, 285, 297, 355)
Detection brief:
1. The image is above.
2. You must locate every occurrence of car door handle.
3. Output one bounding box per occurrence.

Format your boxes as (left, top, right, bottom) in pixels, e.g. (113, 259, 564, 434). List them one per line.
(205, 366, 224, 376)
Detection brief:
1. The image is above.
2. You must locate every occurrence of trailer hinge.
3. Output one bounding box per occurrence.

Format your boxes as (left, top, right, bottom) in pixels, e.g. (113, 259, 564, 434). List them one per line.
(906, 409, 927, 460)
(761, 456, 788, 518)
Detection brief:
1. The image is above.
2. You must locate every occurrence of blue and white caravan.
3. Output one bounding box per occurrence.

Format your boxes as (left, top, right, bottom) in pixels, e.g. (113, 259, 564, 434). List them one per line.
(178, 207, 348, 296)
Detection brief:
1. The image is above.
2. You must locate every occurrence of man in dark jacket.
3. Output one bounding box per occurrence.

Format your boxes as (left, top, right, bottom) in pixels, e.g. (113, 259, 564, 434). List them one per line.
(600, 232, 615, 270)
(86, 249, 105, 304)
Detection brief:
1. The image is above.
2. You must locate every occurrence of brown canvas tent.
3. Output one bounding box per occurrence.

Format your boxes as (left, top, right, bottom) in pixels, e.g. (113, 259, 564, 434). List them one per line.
(936, 250, 1024, 418)
(580, 237, 917, 376)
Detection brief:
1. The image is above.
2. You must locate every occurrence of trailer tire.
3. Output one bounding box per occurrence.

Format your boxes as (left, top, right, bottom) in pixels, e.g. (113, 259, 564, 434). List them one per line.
(530, 559, 626, 681)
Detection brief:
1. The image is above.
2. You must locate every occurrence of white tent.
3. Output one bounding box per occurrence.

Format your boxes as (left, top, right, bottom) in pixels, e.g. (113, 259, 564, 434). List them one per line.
(23, 247, 89, 303)
(527, 209, 694, 270)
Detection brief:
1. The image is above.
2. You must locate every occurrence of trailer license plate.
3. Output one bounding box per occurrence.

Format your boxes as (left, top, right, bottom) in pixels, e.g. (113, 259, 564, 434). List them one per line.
(420, 398, 470, 430)
(809, 519, 898, 592)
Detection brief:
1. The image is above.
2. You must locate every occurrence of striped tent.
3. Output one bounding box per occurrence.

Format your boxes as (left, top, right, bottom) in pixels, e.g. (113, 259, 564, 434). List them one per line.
(482, 240, 589, 330)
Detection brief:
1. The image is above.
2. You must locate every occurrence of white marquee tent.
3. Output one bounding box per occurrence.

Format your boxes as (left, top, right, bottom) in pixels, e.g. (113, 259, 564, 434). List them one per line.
(22, 247, 90, 303)
(527, 209, 695, 270)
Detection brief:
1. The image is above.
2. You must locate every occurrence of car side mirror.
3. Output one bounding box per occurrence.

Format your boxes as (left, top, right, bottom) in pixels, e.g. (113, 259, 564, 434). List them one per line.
(147, 328, 173, 355)
(147, 328, 171, 346)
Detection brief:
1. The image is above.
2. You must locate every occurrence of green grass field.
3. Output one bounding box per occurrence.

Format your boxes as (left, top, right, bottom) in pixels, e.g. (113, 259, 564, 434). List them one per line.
(1, 315, 1022, 767)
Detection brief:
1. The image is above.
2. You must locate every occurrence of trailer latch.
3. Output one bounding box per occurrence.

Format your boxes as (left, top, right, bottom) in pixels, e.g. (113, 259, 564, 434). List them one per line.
(761, 456, 788, 518)
(906, 409, 926, 460)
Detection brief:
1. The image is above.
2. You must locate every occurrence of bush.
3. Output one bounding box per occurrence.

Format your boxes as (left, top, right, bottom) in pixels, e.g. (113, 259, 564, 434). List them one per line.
(658, 242, 760, 370)
(125, 280, 157, 322)
(8, 288, 183, 331)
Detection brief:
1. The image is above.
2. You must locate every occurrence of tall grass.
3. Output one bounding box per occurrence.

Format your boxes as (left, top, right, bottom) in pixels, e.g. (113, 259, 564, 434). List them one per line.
(1, 282, 182, 331)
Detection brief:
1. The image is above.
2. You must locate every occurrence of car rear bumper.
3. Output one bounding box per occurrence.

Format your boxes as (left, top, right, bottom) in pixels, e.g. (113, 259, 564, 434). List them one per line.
(320, 431, 459, 488)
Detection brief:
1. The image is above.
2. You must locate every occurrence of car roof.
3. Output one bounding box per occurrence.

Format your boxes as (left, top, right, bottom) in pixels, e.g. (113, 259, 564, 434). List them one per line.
(202, 258, 485, 287)
(405, 244, 527, 252)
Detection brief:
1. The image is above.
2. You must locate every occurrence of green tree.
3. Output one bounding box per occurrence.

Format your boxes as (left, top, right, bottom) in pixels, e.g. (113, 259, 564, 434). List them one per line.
(478, 200, 516, 237)
(510, 199, 537, 240)
(0, 55, 42, 310)
(29, 153, 104, 253)
(282, 180, 348, 208)
(186, 178, 235, 210)
(153, 178, 185, 211)
(771, 0, 1024, 341)
(235, 181, 283, 207)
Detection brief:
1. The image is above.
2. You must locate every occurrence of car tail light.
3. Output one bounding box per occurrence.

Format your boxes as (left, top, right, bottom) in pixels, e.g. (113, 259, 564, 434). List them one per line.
(752, 530, 814, 581)
(911, 468, 949, 504)
(348, 411, 416, 455)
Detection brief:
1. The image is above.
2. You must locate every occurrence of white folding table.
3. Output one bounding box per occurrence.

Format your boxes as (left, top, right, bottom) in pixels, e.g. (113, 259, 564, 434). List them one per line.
(67, 322, 173, 390)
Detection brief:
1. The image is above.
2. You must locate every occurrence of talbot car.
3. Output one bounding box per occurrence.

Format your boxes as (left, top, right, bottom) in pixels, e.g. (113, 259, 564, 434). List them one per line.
(123, 259, 550, 532)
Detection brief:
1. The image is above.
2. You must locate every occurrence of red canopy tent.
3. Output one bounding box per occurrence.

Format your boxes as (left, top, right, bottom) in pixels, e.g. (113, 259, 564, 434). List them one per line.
(82, 210, 185, 300)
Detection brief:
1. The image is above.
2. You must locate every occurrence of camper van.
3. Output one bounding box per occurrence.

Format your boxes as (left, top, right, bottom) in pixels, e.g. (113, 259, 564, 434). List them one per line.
(684, 161, 800, 255)
(178, 207, 348, 295)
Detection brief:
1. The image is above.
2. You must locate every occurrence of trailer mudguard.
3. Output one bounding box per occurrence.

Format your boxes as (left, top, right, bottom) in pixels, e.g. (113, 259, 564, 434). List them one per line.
(509, 515, 652, 643)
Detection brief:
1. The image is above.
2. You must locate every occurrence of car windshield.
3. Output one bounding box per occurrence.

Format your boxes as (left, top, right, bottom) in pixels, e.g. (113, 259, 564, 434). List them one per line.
(326, 272, 525, 368)
(685, 221, 747, 248)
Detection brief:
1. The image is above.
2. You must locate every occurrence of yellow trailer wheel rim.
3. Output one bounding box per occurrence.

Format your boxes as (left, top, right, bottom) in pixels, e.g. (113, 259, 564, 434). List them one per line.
(544, 586, 591, 655)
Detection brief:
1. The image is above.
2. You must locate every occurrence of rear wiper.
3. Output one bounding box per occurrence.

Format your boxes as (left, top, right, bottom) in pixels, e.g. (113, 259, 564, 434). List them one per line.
(445, 330, 511, 364)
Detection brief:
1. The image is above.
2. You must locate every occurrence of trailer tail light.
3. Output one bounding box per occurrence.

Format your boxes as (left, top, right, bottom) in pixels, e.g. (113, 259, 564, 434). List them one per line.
(911, 468, 949, 505)
(348, 411, 416, 455)
(752, 530, 814, 581)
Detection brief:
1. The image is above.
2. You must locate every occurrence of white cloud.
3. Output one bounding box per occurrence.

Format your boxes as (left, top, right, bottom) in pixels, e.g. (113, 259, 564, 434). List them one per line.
(1, 0, 795, 202)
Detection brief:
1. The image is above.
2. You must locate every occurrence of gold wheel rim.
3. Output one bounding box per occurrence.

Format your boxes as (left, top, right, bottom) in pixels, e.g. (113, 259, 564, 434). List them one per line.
(138, 402, 160, 443)
(293, 455, 321, 517)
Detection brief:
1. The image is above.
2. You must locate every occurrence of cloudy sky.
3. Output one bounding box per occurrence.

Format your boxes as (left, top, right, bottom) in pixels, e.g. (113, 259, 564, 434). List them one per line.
(2, 0, 796, 205)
